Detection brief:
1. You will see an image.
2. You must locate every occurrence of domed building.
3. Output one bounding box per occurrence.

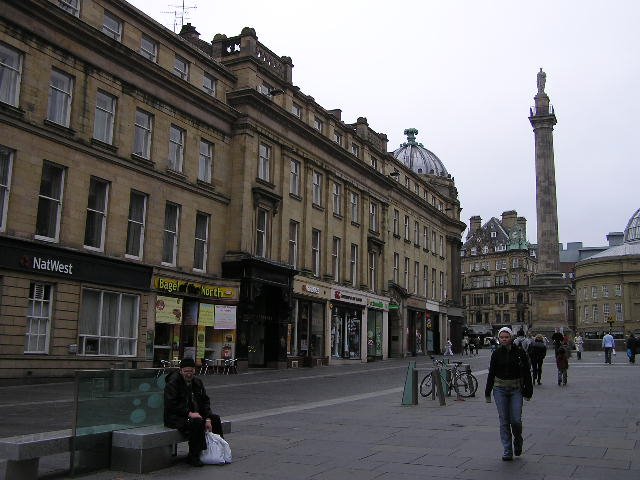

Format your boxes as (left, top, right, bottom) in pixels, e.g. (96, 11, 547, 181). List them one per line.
(392, 128, 449, 177)
(387, 128, 465, 356)
(575, 208, 640, 345)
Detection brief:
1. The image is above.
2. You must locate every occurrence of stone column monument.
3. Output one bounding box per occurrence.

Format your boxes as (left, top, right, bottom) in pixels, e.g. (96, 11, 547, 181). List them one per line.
(528, 69, 571, 334)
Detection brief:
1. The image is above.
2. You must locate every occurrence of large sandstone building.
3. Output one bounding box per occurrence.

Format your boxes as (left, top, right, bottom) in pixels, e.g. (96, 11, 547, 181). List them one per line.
(461, 211, 537, 336)
(0, 0, 465, 379)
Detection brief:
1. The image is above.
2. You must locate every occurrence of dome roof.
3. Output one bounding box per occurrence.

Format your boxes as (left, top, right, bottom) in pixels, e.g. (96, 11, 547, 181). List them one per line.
(586, 207, 640, 260)
(392, 128, 448, 177)
(624, 207, 640, 243)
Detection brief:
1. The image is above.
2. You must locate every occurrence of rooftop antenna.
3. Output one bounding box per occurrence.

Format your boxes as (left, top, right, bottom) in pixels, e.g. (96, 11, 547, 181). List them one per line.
(161, 1, 197, 32)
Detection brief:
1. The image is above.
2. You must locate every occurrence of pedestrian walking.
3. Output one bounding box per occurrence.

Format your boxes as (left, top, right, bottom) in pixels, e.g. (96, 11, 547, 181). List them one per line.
(626, 333, 636, 364)
(462, 336, 470, 356)
(555, 346, 569, 386)
(473, 337, 480, 355)
(444, 338, 454, 356)
(574, 332, 584, 360)
(551, 328, 564, 354)
(485, 327, 533, 461)
(527, 334, 547, 385)
(602, 332, 615, 364)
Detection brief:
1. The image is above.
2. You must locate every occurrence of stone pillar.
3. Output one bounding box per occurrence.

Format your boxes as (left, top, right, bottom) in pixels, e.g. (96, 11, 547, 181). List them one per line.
(528, 69, 571, 334)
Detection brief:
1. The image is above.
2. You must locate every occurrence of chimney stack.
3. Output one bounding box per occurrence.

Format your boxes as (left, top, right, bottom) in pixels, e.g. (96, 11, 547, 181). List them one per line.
(501, 210, 517, 230)
(469, 216, 482, 237)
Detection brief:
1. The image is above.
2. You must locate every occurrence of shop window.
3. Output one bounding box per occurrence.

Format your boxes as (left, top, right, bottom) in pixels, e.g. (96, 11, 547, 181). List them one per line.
(331, 306, 361, 359)
(296, 301, 325, 358)
(24, 283, 52, 353)
(78, 288, 139, 356)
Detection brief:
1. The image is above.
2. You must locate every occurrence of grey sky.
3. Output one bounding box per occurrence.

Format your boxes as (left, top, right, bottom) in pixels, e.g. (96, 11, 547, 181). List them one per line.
(129, 0, 640, 247)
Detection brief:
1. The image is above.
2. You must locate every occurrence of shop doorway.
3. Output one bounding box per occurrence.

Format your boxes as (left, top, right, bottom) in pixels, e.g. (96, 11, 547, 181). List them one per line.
(367, 309, 383, 361)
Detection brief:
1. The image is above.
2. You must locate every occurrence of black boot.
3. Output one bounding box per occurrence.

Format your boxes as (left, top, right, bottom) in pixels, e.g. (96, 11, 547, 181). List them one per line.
(512, 423, 523, 456)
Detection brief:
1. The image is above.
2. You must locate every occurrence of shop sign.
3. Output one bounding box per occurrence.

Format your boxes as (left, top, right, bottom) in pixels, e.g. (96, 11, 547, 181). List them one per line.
(332, 289, 365, 305)
(196, 325, 206, 361)
(214, 305, 237, 329)
(368, 300, 386, 309)
(302, 284, 321, 294)
(155, 296, 183, 324)
(154, 277, 238, 300)
(388, 303, 400, 310)
(198, 303, 215, 326)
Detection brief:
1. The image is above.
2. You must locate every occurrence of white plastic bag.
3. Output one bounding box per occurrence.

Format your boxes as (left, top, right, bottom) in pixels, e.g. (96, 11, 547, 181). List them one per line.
(200, 432, 232, 465)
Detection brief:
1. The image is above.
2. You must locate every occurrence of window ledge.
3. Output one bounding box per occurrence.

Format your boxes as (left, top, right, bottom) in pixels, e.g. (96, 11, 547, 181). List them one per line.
(312, 203, 325, 212)
(166, 168, 187, 179)
(289, 192, 302, 202)
(351, 221, 360, 228)
(196, 179, 216, 191)
(0, 103, 25, 119)
(332, 212, 343, 221)
(414, 243, 421, 248)
(256, 177, 275, 189)
(43, 119, 75, 136)
(91, 138, 118, 152)
(404, 239, 412, 244)
(130, 153, 154, 167)
(393, 233, 401, 239)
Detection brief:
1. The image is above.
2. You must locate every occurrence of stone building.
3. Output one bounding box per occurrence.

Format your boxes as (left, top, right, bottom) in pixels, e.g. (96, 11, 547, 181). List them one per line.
(575, 208, 640, 345)
(461, 211, 537, 336)
(0, 0, 464, 379)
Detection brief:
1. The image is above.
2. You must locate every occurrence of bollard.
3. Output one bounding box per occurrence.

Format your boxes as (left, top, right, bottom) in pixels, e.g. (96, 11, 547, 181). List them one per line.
(401, 361, 418, 405)
(433, 368, 446, 406)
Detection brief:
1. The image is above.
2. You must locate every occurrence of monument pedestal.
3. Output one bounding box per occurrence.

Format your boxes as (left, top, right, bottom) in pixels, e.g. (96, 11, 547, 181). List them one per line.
(530, 273, 572, 336)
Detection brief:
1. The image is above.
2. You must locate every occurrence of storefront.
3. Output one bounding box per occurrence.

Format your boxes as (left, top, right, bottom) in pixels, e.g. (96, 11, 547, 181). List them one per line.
(152, 276, 239, 366)
(0, 236, 152, 379)
(426, 300, 442, 354)
(366, 296, 388, 361)
(406, 298, 427, 356)
(330, 287, 366, 362)
(290, 281, 328, 366)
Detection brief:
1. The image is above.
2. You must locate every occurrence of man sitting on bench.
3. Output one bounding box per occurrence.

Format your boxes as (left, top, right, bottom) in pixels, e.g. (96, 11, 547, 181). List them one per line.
(164, 358, 224, 467)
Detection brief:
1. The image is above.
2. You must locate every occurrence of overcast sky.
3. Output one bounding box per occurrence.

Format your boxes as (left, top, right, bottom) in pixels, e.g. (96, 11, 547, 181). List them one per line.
(129, 0, 639, 248)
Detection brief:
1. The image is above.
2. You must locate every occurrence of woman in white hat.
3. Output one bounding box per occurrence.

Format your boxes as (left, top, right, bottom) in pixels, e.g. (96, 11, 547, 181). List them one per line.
(485, 327, 533, 461)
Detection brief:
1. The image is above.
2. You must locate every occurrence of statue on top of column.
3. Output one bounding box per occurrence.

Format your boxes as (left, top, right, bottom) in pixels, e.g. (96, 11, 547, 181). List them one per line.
(537, 68, 546, 94)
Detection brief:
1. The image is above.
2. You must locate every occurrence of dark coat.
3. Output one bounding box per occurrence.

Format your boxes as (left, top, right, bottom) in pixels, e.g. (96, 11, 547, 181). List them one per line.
(528, 341, 547, 362)
(485, 345, 533, 399)
(164, 371, 213, 430)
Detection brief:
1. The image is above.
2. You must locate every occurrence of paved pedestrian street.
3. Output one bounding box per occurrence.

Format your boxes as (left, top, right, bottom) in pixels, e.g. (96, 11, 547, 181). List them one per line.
(7, 351, 640, 479)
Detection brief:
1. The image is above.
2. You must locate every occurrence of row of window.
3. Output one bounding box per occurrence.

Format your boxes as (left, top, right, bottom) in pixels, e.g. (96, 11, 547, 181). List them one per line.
(463, 291, 529, 306)
(462, 257, 533, 273)
(25, 281, 138, 356)
(462, 273, 531, 289)
(579, 303, 624, 323)
(579, 285, 623, 300)
(56, 1, 220, 96)
(0, 147, 211, 270)
(0, 43, 217, 183)
(391, 209, 446, 256)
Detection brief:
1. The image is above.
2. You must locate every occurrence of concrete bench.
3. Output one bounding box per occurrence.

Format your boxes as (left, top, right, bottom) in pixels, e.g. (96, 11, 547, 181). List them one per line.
(0, 428, 109, 480)
(111, 420, 232, 474)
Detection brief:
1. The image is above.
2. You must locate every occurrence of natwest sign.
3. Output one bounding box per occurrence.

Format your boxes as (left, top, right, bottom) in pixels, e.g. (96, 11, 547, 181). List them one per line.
(24, 255, 74, 275)
(332, 288, 365, 305)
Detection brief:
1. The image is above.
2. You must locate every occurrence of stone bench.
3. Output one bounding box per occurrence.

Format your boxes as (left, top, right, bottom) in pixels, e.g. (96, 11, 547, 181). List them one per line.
(111, 420, 232, 474)
(0, 428, 109, 480)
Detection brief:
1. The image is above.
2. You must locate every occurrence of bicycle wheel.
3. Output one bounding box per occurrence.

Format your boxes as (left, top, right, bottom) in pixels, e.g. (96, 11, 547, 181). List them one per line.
(453, 372, 478, 398)
(419, 374, 433, 397)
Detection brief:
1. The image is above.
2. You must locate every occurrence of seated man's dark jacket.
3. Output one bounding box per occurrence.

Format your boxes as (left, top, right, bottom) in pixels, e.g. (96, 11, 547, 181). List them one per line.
(485, 345, 533, 399)
(164, 371, 213, 431)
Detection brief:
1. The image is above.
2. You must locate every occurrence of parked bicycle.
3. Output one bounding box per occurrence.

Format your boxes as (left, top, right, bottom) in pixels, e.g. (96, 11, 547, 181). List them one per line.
(419, 356, 478, 398)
